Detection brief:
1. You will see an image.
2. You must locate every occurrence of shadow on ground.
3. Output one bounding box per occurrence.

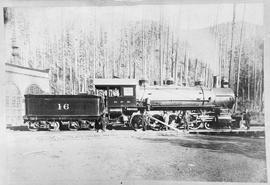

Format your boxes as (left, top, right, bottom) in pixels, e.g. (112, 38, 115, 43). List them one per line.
(139, 136, 266, 160)
(6, 125, 135, 131)
(6, 126, 29, 131)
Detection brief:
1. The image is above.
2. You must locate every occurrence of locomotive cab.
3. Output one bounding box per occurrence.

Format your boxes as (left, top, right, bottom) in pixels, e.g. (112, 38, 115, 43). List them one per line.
(94, 79, 138, 125)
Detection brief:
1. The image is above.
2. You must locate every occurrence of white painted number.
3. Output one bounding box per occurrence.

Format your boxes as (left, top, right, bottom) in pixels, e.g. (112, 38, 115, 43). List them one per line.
(63, 104, 69, 110)
(58, 103, 70, 110)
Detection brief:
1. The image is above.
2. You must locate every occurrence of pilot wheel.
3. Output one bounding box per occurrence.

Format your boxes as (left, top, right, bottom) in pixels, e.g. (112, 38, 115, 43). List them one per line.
(204, 122, 212, 130)
(189, 119, 202, 130)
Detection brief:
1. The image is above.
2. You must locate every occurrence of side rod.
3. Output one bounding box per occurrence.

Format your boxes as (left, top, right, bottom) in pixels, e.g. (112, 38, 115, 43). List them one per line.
(147, 114, 182, 133)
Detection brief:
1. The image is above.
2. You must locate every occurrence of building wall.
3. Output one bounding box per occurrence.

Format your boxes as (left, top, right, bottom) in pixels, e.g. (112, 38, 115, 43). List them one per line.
(5, 63, 50, 126)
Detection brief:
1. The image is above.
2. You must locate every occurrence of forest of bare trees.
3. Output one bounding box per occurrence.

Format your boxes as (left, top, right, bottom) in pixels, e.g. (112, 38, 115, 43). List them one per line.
(3, 4, 264, 112)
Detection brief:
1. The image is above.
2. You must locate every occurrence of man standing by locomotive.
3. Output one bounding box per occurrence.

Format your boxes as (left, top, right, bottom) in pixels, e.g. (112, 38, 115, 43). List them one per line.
(95, 111, 108, 132)
(243, 109, 251, 130)
(141, 109, 148, 131)
(183, 110, 190, 131)
(163, 111, 170, 130)
(100, 113, 108, 131)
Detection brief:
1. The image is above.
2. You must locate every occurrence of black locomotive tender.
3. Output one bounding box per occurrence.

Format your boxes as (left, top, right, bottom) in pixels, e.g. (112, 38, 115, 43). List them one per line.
(24, 78, 236, 131)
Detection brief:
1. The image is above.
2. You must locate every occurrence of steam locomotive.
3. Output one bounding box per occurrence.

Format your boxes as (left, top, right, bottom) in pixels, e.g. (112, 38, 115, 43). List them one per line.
(23, 78, 236, 131)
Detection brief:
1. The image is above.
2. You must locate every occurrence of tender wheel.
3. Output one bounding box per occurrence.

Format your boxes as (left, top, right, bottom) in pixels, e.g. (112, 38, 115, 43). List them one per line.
(85, 121, 94, 130)
(48, 121, 60, 131)
(27, 121, 39, 131)
(204, 122, 211, 130)
(68, 121, 80, 131)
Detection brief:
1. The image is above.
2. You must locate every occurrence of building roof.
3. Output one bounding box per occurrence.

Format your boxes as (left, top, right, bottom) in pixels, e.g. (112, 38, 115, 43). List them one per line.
(5, 63, 49, 73)
(5, 63, 49, 79)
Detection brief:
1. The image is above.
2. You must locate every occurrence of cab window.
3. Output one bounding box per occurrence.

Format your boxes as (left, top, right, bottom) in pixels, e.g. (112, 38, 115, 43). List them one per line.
(109, 87, 120, 97)
(123, 87, 134, 96)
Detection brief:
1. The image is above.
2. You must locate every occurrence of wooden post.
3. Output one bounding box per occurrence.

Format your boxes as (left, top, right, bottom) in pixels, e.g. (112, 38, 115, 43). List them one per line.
(0, 8, 7, 185)
(0, 7, 6, 133)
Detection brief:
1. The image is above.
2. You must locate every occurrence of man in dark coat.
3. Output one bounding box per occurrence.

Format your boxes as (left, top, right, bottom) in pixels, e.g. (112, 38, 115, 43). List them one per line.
(96, 113, 108, 132)
(100, 113, 108, 131)
(243, 109, 251, 130)
(140, 109, 148, 131)
(182, 110, 190, 131)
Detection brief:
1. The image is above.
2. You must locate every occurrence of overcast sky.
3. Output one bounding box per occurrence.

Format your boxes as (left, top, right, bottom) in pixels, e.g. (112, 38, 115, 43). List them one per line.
(15, 3, 263, 33)
(94, 3, 263, 29)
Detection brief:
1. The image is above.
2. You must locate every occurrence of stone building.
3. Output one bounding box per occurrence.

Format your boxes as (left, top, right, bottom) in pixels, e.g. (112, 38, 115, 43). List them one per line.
(5, 63, 50, 126)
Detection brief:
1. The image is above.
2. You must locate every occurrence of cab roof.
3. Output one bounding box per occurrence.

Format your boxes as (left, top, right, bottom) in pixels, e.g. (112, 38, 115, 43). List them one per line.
(94, 78, 138, 86)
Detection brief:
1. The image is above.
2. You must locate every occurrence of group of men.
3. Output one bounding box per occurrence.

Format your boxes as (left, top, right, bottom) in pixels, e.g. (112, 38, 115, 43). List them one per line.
(162, 110, 190, 130)
(136, 109, 191, 131)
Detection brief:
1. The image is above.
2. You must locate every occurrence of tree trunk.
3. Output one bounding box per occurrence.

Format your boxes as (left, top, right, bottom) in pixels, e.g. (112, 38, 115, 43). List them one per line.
(179, 63, 183, 86)
(253, 58, 256, 109)
(228, 3, 236, 89)
(184, 47, 188, 86)
(194, 58, 198, 82)
(247, 58, 250, 102)
(174, 44, 178, 84)
(235, 4, 245, 112)
(159, 8, 163, 85)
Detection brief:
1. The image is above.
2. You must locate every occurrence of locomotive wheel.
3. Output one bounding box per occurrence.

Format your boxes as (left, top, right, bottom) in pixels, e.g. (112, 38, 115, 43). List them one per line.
(130, 115, 143, 129)
(106, 124, 113, 130)
(48, 121, 60, 131)
(27, 121, 39, 131)
(68, 121, 80, 131)
(189, 120, 202, 130)
(151, 114, 165, 130)
(204, 122, 211, 130)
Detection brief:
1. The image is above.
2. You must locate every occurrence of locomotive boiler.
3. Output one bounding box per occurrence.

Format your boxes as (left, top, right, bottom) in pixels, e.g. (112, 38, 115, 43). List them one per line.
(137, 86, 235, 110)
(132, 81, 236, 130)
